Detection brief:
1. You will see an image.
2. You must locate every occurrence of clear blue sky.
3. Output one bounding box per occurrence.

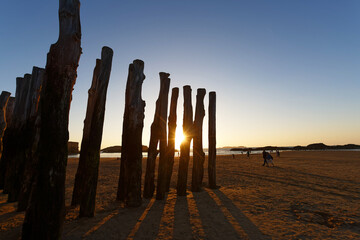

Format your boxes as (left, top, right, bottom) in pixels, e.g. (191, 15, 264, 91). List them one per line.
(1, 0, 359, 148)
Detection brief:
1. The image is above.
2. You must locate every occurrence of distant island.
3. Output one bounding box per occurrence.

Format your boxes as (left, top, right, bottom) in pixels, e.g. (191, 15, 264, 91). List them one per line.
(230, 143, 360, 152)
(101, 145, 149, 153)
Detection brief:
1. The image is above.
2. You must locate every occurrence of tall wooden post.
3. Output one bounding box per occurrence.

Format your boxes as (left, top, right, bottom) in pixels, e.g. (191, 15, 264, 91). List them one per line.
(0, 91, 11, 160)
(22, 0, 82, 238)
(177, 85, 193, 196)
(191, 88, 206, 192)
(144, 73, 170, 199)
(17, 67, 45, 211)
(117, 60, 145, 207)
(208, 92, 217, 189)
(155, 73, 170, 200)
(165, 87, 179, 192)
(71, 47, 113, 217)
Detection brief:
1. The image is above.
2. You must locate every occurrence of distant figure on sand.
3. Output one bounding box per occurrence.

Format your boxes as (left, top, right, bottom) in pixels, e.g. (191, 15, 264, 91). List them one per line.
(266, 152, 275, 167)
(262, 150, 268, 166)
(247, 150, 250, 157)
(276, 149, 280, 157)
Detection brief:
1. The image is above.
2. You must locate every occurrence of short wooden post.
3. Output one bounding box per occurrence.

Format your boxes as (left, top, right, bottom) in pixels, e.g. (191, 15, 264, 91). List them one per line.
(191, 88, 206, 192)
(208, 92, 217, 189)
(165, 87, 179, 192)
(0, 91, 11, 160)
(71, 47, 113, 217)
(117, 60, 145, 207)
(17, 67, 44, 211)
(177, 85, 193, 196)
(144, 73, 170, 199)
(155, 73, 170, 200)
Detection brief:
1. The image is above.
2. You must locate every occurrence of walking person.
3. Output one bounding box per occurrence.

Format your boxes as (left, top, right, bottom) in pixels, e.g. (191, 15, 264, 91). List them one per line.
(262, 150, 268, 166)
(266, 152, 275, 167)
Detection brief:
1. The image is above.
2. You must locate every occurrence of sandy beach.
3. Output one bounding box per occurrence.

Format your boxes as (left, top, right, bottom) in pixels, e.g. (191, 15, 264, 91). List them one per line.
(0, 151, 359, 239)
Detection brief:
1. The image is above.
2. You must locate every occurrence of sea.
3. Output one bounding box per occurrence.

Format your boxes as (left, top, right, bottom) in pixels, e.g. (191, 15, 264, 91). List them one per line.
(68, 148, 360, 158)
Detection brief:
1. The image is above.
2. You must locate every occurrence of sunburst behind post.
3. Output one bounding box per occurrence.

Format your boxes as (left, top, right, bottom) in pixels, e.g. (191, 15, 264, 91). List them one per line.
(175, 127, 185, 151)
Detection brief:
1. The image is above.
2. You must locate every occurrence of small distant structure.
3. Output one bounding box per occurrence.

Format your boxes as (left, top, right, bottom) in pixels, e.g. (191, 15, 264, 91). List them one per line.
(68, 141, 79, 155)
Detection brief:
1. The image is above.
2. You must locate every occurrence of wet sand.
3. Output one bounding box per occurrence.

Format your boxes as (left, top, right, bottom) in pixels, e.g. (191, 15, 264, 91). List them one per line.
(0, 151, 359, 239)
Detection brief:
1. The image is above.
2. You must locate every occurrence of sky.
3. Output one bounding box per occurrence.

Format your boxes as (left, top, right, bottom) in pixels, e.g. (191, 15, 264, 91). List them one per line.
(0, 0, 359, 148)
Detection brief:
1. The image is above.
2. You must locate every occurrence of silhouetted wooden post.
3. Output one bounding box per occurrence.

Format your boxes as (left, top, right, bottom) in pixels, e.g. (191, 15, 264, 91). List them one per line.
(155, 73, 170, 200)
(22, 0, 82, 238)
(16, 67, 44, 210)
(191, 88, 206, 192)
(4, 74, 32, 200)
(5, 97, 15, 127)
(177, 85, 193, 196)
(0, 91, 11, 160)
(144, 73, 170, 199)
(165, 87, 179, 192)
(71, 47, 113, 217)
(117, 60, 145, 207)
(0, 96, 13, 189)
(208, 92, 217, 189)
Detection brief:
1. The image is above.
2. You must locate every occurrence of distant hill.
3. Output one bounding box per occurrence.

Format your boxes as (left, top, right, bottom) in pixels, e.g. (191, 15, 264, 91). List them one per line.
(230, 143, 360, 152)
(101, 145, 149, 153)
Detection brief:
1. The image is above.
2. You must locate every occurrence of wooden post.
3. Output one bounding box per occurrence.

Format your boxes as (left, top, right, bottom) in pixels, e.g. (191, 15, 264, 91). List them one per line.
(155, 73, 170, 200)
(143, 73, 170, 199)
(191, 88, 206, 192)
(22, 0, 81, 238)
(4, 74, 32, 200)
(0, 96, 13, 189)
(71, 47, 113, 217)
(208, 92, 217, 189)
(5, 97, 15, 127)
(117, 60, 145, 207)
(0, 91, 11, 160)
(165, 87, 179, 192)
(17, 67, 45, 211)
(177, 85, 193, 196)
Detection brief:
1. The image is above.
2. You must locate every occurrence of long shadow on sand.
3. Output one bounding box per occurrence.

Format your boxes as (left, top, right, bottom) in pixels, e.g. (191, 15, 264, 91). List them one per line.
(1, 189, 268, 239)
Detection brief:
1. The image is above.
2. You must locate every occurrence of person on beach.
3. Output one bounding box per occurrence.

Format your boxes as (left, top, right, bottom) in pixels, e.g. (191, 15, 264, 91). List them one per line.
(247, 150, 250, 157)
(262, 150, 268, 166)
(266, 152, 275, 167)
(276, 149, 280, 157)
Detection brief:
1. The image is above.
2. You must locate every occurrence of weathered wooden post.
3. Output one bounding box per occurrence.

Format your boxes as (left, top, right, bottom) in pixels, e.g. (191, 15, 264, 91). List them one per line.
(7, 67, 44, 204)
(0, 96, 13, 189)
(71, 47, 113, 217)
(117, 60, 145, 207)
(177, 85, 193, 196)
(0, 91, 11, 160)
(165, 87, 179, 192)
(5, 97, 15, 126)
(191, 88, 206, 192)
(155, 73, 170, 200)
(4, 74, 32, 199)
(22, 0, 82, 238)
(143, 73, 170, 199)
(208, 91, 217, 189)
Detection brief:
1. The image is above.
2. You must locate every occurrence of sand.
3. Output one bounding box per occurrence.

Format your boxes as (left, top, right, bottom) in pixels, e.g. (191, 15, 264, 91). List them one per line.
(0, 151, 359, 239)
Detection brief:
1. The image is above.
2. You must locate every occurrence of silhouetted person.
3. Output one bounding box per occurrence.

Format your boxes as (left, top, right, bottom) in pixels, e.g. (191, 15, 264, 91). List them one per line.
(247, 150, 250, 158)
(262, 150, 268, 166)
(266, 152, 274, 167)
(276, 149, 280, 157)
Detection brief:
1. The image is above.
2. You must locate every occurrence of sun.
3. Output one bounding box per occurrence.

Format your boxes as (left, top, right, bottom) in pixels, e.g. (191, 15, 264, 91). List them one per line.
(175, 128, 185, 150)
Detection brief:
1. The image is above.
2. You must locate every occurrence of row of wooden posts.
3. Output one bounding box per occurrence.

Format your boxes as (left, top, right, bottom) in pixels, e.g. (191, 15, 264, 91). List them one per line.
(0, 0, 216, 239)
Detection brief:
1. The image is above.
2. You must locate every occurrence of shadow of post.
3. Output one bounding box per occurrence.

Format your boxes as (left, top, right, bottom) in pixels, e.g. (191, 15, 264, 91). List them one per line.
(212, 189, 270, 239)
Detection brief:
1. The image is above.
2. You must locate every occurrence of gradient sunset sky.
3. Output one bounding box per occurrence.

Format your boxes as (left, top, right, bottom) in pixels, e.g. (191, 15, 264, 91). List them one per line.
(1, 0, 359, 148)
